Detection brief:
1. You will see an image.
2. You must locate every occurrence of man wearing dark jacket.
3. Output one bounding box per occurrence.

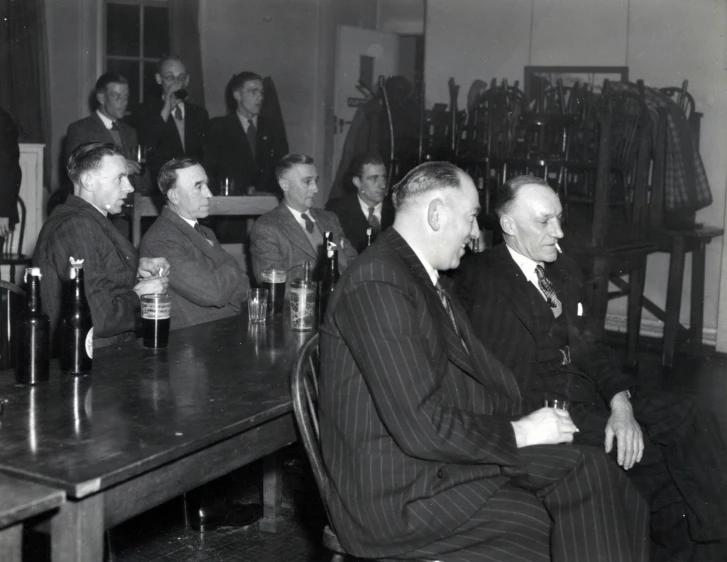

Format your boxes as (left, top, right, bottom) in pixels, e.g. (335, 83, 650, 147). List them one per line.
(454, 174, 727, 561)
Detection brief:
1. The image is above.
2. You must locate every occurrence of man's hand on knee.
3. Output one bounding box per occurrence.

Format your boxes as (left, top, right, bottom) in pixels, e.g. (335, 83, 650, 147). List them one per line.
(604, 397, 644, 470)
(511, 408, 579, 448)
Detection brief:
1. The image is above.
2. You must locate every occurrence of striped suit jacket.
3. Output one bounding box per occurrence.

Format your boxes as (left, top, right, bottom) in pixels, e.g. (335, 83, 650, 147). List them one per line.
(318, 228, 525, 558)
(140, 206, 249, 330)
(249, 203, 358, 284)
(452, 244, 637, 408)
(33, 195, 140, 350)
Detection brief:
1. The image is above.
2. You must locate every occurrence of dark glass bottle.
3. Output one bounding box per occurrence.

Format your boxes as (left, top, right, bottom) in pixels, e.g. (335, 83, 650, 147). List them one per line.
(15, 267, 50, 384)
(318, 232, 339, 321)
(60, 258, 93, 375)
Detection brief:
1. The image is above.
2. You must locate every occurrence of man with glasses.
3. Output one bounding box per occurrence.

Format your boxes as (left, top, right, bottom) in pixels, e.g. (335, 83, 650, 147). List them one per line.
(131, 55, 209, 186)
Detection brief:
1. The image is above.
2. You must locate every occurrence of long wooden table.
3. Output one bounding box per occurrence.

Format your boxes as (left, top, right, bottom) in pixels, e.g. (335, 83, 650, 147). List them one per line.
(0, 314, 312, 561)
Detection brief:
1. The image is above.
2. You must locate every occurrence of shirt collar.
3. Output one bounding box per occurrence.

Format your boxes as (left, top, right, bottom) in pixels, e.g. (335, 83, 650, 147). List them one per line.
(168, 206, 197, 228)
(237, 112, 258, 131)
(286, 205, 315, 224)
(357, 196, 382, 217)
(506, 244, 542, 285)
(96, 110, 115, 129)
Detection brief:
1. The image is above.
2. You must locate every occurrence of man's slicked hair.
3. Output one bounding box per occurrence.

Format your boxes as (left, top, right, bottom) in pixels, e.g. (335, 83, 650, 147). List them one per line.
(67, 142, 124, 186)
(157, 157, 201, 196)
(95, 72, 128, 94)
(156, 54, 186, 74)
(391, 161, 464, 210)
(275, 153, 314, 182)
(494, 175, 552, 217)
(350, 153, 385, 180)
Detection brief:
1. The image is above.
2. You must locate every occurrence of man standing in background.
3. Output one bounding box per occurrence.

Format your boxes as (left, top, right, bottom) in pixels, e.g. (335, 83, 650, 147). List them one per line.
(0, 107, 21, 252)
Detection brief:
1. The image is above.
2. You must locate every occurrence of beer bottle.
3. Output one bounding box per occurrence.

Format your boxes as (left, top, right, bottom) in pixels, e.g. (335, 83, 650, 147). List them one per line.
(318, 232, 339, 321)
(60, 258, 93, 375)
(15, 267, 50, 384)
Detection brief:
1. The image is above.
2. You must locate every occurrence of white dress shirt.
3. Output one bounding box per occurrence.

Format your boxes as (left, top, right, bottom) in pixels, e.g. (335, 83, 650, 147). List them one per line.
(506, 244, 548, 302)
(358, 197, 382, 222)
(237, 113, 258, 133)
(286, 205, 316, 231)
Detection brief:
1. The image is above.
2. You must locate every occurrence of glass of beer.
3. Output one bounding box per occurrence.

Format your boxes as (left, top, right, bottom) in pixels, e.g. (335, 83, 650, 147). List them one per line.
(141, 294, 171, 349)
(289, 279, 316, 331)
(248, 289, 269, 322)
(260, 269, 287, 316)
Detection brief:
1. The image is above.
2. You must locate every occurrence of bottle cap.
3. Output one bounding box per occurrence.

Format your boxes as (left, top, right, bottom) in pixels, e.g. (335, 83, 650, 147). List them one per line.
(24, 267, 42, 281)
(69, 257, 85, 279)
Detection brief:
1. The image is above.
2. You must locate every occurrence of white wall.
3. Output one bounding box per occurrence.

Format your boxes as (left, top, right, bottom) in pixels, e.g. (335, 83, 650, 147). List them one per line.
(425, 0, 727, 344)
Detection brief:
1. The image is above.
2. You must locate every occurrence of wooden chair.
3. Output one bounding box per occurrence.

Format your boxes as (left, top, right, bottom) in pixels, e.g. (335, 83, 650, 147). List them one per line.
(291, 333, 441, 562)
(0, 197, 32, 284)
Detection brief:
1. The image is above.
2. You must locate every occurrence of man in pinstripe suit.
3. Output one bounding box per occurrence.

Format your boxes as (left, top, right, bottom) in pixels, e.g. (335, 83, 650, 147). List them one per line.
(319, 162, 649, 562)
(454, 175, 727, 561)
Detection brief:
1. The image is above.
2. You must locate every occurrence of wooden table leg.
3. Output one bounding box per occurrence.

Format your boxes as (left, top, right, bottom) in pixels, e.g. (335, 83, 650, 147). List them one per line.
(663, 236, 686, 367)
(259, 453, 283, 533)
(51, 494, 104, 562)
(690, 241, 706, 357)
(0, 524, 21, 562)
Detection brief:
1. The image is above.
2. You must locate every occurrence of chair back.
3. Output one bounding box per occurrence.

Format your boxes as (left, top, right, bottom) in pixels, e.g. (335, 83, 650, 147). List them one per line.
(2, 196, 26, 256)
(290, 333, 330, 509)
(659, 80, 695, 119)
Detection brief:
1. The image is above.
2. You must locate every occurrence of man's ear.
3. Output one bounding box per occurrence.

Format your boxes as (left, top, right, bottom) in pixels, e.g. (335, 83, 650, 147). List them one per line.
(232, 89, 242, 104)
(500, 214, 516, 236)
(166, 187, 179, 205)
(155, 73, 162, 86)
(352, 176, 361, 191)
(427, 198, 443, 231)
(279, 178, 289, 193)
(95, 91, 105, 108)
(77, 171, 95, 194)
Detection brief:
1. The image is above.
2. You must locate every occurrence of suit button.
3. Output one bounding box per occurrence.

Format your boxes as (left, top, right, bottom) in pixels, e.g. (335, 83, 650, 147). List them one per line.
(437, 469, 444, 479)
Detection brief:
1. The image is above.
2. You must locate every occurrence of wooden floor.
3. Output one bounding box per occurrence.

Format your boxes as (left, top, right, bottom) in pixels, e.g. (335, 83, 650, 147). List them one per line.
(24, 337, 727, 562)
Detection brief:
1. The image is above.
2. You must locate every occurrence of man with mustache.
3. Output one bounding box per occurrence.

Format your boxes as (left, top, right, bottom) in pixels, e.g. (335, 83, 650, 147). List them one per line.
(454, 174, 727, 561)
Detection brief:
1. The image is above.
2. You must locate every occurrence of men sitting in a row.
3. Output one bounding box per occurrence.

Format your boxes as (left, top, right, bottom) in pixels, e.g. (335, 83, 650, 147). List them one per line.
(140, 158, 250, 330)
(250, 153, 357, 284)
(454, 174, 727, 560)
(130, 55, 209, 183)
(325, 153, 394, 253)
(34, 143, 169, 351)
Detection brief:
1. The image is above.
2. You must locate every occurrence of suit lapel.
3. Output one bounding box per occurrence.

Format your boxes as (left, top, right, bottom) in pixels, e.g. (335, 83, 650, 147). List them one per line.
(90, 113, 117, 146)
(230, 114, 255, 164)
(387, 231, 475, 376)
(491, 244, 538, 338)
(277, 204, 318, 259)
(160, 207, 219, 259)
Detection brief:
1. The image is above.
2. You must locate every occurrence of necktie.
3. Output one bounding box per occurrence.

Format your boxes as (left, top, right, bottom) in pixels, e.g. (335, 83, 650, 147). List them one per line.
(174, 106, 183, 121)
(436, 281, 469, 352)
(108, 122, 124, 151)
(367, 206, 381, 235)
(300, 213, 315, 234)
(110, 121, 119, 130)
(193, 223, 206, 238)
(246, 119, 257, 160)
(535, 265, 563, 317)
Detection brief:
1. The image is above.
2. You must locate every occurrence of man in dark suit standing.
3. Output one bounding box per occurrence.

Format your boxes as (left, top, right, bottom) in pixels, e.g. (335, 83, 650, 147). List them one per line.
(203, 71, 288, 197)
(454, 175, 727, 561)
(33, 143, 168, 351)
(65, 73, 148, 194)
(140, 158, 250, 330)
(325, 153, 395, 252)
(0, 108, 21, 251)
(319, 162, 649, 561)
(250, 154, 356, 284)
(130, 55, 209, 187)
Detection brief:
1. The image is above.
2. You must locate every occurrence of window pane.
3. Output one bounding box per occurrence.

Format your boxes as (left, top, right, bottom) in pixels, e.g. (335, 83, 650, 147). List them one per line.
(107, 58, 140, 111)
(143, 61, 163, 104)
(143, 6, 169, 58)
(106, 3, 140, 57)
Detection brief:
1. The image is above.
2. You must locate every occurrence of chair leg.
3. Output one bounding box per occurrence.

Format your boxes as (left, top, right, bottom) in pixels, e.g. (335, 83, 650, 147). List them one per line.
(663, 236, 686, 367)
(590, 257, 610, 338)
(689, 241, 706, 357)
(624, 256, 646, 371)
(105, 529, 116, 562)
(9, 265, 14, 285)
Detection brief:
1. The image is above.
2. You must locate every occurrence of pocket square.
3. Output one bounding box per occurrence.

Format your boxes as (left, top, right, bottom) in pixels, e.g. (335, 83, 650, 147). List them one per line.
(577, 302, 584, 316)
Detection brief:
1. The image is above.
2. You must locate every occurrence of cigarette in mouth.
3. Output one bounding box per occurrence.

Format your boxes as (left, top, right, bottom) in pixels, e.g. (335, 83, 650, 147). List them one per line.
(555, 242, 562, 253)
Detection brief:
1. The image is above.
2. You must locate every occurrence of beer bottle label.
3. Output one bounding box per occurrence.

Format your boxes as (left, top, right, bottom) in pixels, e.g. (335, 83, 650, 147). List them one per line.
(85, 328, 94, 359)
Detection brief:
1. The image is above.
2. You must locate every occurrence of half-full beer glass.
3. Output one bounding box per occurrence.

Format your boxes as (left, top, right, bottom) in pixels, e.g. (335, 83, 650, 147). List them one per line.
(141, 294, 171, 349)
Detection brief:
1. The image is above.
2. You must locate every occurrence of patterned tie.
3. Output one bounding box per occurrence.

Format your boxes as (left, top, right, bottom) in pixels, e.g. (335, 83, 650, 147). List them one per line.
(535, 265, 563, 317)
(174, 106, 183, 121)
(300, 213, 315, 234)
(246, 119, 257, 160)
(367, 206, 381, 235)
(436, 281, 469, 352)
